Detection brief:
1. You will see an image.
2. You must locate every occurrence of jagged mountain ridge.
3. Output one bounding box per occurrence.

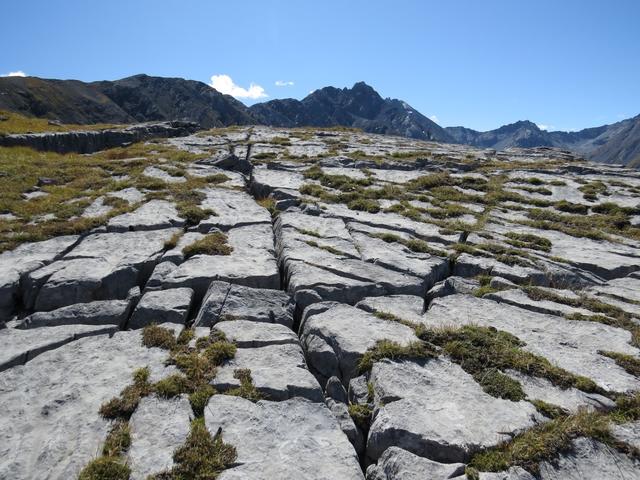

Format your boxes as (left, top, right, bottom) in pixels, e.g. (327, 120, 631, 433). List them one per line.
(446, 116, 640, 166)
(1, 74, 639, 165)
(0, 74, 253, 128)
(249, 82, 454, 142)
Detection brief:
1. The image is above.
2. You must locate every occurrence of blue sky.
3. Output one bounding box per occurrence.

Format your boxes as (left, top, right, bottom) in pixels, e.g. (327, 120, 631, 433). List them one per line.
(2, 0, 639, 131)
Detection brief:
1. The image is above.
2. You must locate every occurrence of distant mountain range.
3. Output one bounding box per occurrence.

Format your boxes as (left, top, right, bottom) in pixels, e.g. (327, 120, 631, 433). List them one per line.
(1, 74, 639, 166)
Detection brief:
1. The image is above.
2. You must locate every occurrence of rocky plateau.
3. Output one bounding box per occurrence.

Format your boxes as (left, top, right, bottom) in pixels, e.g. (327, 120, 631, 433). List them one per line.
(1, 124, 640, 479)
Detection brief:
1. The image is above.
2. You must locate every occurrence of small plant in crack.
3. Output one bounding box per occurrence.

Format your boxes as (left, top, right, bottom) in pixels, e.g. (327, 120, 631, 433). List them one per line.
(226, 368, 264, 401)
(182, 232, 233, 258)
(348, 403, 373, 435)
(149, 418, 237, 479)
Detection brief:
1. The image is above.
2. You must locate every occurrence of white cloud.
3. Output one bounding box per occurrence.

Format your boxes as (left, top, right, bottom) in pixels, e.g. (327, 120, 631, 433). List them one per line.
(209, 74, 267, 99)
(275, 80, 294, 87)
(1, 70, 26, 77)
(429, 115, 439, 123)
(536, 123, 556, 131)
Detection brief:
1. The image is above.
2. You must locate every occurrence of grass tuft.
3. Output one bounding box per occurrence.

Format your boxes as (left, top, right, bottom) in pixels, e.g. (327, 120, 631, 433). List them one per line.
(78, 457, 131, 480)
(102, 421, 131, 457)
(151, 418, 236, 479)
(142, 324, 177, 350)
(182, 232, 232, 258)
(226, 368, 263, 401)
(99, 367, 153, 420)
(357, 340, 437, 374)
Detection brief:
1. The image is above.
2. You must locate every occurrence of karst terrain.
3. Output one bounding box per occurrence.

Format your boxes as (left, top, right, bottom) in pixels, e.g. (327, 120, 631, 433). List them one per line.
(1, 123, 640, 480)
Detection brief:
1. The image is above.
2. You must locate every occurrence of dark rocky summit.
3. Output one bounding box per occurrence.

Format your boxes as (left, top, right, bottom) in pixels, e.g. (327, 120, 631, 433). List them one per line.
(250, 82, 454, 142)
(0, 74, 253, 128)
(1, 124, 640, 478)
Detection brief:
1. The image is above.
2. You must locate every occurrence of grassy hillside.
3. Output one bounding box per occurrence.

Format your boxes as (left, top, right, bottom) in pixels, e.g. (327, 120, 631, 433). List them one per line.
(0, 110, 120, 135)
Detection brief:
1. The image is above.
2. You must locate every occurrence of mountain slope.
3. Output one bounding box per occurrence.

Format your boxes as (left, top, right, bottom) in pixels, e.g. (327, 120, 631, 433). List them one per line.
(91, 74, 254, 127)
(0, 74, 253, 128)
(250, 82, 454, 142)
(1, 74, 639, 165)
(446, 116, 640, 165)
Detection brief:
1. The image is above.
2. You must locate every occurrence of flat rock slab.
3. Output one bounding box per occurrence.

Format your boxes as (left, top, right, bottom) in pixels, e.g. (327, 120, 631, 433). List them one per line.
(538, 437, 640, 479)
(162, 231, 205, 264)
(215, 320, 298, 347)
(367, 359, 539, 463)
(211, 343, 323, 402)
(351, 231, 449, 283)
(300, 302, 417, 386)
(26, 229, 178, 311)
(277, 211, 353, 240)
(319, 202, 458, 244)
(427, 295, 640, 393)
(195, 281, 292, 328)
(205, 395, 364, 480)
(452, 467, 535, 480)
(485, 288, 594, 317)
(198, 187, 272, 231)
(487, 223, 640, 281)
(107, 199, 185, 232)
(0, 323, 118, 372)
(356, 295, 427, 326)
(162, 224, 280, 295)
(0, 235, 79, 319)
(587, 275, 640, 304)
(277, 222, 427, 295)
(277, 227, 426, 305)
(505, 370, 614, 413)
(20, 297, 134, 329)
(251, 167, 305, 194)
(81, 196, 113, 218)
(0, 330, 172, 479)
(128, 287, 193, 329)
(611, 420, 640, 450)
(128, 395, 192, 480)
(107, 187, 145, 204)
(142, 165, 186, 183)
(366, 446, 465, 480)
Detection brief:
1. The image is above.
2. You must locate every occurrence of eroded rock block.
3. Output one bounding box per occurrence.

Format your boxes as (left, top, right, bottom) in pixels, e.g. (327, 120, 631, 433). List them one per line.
(128, 287, 193, 329)
(367, 359, 539, 463)
(205, 396, 364, 479)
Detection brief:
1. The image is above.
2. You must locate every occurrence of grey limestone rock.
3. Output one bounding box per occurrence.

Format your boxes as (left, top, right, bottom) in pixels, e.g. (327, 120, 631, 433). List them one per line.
(366, 446, 465, 480)
(0, 323, 118, 372)
(367, 358, 540, 463)
(0, 235, 79, 320)
(427, 295, 640, 393)
(107, 199, 185, 232)
(300, 302, 417, 386)
(26, 229, 178, 311)
(162, 224, 280, 296)
(325, 375, 348, 403)
(195, 281, 292, 328)
(0, 330, 173, 479)
(20, 295, 137, 329)
(211, 343, 323, 402)
(214, 319, 298, 347)
(127, 395, 192, 480)
(538, 437, 640, 479)
(128, 287, 193, 329)
(205, 395, 364, 479)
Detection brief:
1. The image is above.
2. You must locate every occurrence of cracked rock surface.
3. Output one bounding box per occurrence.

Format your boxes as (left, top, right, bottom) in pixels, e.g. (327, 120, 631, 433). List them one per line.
(2, 126, 640, 479)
